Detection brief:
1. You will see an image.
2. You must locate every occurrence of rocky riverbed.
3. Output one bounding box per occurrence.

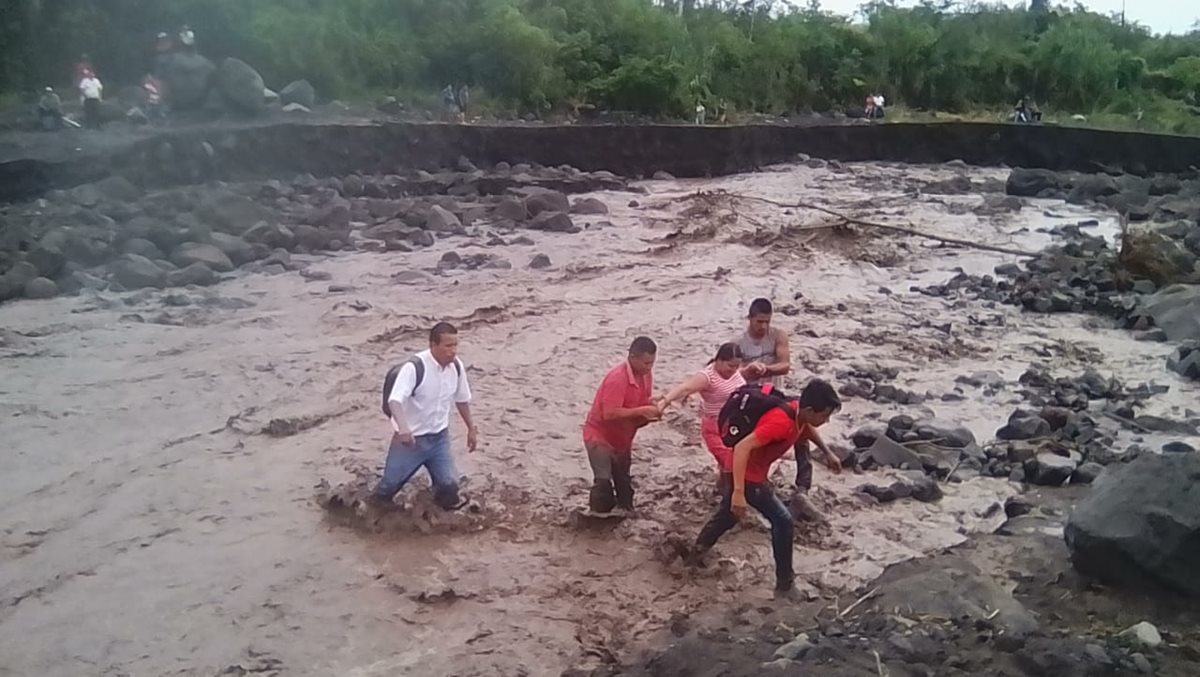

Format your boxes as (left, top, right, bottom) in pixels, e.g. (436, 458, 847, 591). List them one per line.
(1, 157, 1198, 676)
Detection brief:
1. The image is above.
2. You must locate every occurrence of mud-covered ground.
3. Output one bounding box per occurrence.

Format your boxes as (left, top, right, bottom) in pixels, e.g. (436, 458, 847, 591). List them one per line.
(1, 160, 1197, 676)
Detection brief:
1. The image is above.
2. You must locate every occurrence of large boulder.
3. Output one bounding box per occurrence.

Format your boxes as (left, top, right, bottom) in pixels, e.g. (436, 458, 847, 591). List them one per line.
(243, 221, 296, 250)
(197, 194, 273, 236)
(167, 262, 219, 288)
(528, 211, 578, 233)
(522, 189, 571, 217)
(1065, 453, 1200, 595)
(208, 233, 260, 266)
(171, 243, 234, 273)
(425, 205, 462, 232)
(161, 52, 217, 110)
(110, 254, 166, 289)
(1025, 452, 1078, 486)
(570, 197, 609, 215)
(279, 80, 316, 108)
(214, 58, 267, 115)
(1167, 342, 1200, 380)
(495, 197, 528, 222)
(1006, 168, 1063, 197)
(24, 277, 59, 300)
(122, 238, 165, 261)
(1140, 285, 1200, 341)
(1119, 228, 1200, 286)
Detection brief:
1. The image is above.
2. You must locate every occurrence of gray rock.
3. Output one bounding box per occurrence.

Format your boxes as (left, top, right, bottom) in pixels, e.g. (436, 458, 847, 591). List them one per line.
(425, 205, 462, 232)
(1026, 452, 1078, 486)
(994, 263, 1023, 277)
(5, 261, 40, 288)
(1006, 168, 1062, 197)
(1072, 461, 1105, 485)
(772, 633, 813, 660)
(279, 79, 316, 108)
(1163, 441, 1196, 453)
(850, 423, 886, 449)
(122, 238, 165, 260)
(243, 221, 296, 250)
(72, 270, 108, 291)
(865, 436, 924, 470)
(998, 412, 1052, 441)
(23, 277, 58, 299)
(652, 171, 676, 181)
(913, 418, 976, 448)
(570, 197, 609, 215)
(494, 197, 528, 222)
(1131, 653, 1153, 674)
(956, 370, 1005, 388)
(110, 254, 166, 289)
(522, 189, 570, 217)
(293, 224, 331, 251)
(281, 103, 311, 114)
(198, 194, 274, 236)
(215, 58, 266, 114)
(171, 243, 234, 273)
(528, 211, 579, 233)
(26, 244, 66, 278)
(208, 233, 260, 266)
(160, 52, 216, 109)
(1167, 342, 1200, 380)
(1119, 622, 1163, 649)
(167, 262, 219, 288)
(1065, 452, 1200, 595)
(529, 253, 552, 269)
(1185, 227, 1200, 254)
(410, 231, 435, 247)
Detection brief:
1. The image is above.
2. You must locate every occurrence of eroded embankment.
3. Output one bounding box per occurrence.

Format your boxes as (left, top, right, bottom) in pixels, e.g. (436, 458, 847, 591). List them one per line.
(4, 120, 1200, 202)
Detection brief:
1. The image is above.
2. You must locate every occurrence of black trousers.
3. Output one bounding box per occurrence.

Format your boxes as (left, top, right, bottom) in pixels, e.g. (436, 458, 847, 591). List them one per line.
(697, 475, 794, 589)
(84, 98, 102, 129)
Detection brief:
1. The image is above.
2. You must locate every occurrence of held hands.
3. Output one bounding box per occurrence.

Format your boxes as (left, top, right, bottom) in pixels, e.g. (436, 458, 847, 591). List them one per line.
(743, 363, 767, 378)
(636, 405, 663, 422)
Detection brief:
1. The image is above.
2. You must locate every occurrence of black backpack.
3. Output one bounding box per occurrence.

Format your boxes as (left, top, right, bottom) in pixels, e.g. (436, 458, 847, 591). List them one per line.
(381, 356, 463, 418)
(717, 383, 794, 448)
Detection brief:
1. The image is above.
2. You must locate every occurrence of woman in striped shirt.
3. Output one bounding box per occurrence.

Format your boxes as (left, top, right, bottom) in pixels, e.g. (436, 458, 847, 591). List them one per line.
(657, 342, 749, 473)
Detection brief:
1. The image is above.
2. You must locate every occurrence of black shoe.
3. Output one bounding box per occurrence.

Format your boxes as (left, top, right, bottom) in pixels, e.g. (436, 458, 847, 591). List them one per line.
(589, 481, 617, 513)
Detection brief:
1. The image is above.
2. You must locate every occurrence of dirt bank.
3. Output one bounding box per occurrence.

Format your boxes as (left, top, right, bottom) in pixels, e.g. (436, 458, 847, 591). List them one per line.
(5, 119, 1200, 202)
(1, 160, 1197, 676)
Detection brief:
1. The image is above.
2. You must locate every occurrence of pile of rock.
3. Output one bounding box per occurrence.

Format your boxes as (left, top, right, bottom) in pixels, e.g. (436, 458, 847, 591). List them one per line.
(159, 50, 317, 119)
(0, 162, 627, 303)
(849, 415, 984, 503)
(835, 363, 926, 405)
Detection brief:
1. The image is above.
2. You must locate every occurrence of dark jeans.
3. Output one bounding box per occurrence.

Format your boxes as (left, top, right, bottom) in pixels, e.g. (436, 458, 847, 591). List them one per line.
(372, 429, 461, 509)
(586, 442, 633, 512)
(697, 475, 794, 589)
(83, 98, 101, 129)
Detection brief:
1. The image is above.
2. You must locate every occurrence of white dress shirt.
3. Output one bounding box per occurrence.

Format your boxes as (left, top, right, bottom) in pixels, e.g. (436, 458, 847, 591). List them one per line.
(387, 349, 471, 436)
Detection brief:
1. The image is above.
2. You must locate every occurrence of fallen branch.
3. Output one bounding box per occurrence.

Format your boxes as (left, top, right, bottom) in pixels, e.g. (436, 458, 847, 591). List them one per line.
(707, 190, 1042, 258)
(838, 586, 881, 619)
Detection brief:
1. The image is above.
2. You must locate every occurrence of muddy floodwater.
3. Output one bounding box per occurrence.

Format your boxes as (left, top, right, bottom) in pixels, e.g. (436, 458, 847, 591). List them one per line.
(2, 160, 1197, 676)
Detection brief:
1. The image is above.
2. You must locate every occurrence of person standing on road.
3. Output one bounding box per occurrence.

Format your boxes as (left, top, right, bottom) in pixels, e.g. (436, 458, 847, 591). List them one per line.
(583, 336, 662, 514)
(656, 342, 747, 480)
(372, 322, 478, 511)
(735, 298, 840, 523)
(79, 72, 104, 129)
(691, 379, 843, 598)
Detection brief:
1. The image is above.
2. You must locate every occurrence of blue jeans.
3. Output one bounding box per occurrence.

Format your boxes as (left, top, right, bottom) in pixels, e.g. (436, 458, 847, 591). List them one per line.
(373, 428, 461, 508)
(697, 476, 794, 590)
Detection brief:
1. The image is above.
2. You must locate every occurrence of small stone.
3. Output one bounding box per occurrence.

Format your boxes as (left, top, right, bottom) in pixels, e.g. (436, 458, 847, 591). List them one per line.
(997, 412, 1052, 441)
(570, 197, 609, 215)
(1119, 622, 1163, 650)
(439, 251, 463, 268)
(1162, 441, 1195, 454)
(301, 270, 333, 282)
(1004, 496, 1032, 518)
(1025, 452, 1078, 486)
(529, 253, 552, 269)
(772, 633, 813, 661)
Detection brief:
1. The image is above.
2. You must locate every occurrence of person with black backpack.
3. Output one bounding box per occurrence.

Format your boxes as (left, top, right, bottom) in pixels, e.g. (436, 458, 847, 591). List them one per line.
(692, 379, 842, 598)
(372, 322, 477, 510)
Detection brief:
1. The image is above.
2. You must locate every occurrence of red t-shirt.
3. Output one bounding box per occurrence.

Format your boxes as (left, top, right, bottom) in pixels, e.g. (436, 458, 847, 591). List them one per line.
(583, 361, 653, 455)
(744, 401, 813, 483)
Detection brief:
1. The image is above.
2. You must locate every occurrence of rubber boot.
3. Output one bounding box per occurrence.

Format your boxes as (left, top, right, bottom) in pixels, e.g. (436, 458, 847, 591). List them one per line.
(589, 479, 617, 513)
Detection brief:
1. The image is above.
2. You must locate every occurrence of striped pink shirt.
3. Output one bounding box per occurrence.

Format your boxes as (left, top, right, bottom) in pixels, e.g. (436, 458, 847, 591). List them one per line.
(699, 364, 746, 419)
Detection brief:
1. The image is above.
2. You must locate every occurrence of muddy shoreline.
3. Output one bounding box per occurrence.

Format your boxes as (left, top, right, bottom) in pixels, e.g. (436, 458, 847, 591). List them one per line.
(1, 159, 1198, 676)
(5, 119, 1200, 203)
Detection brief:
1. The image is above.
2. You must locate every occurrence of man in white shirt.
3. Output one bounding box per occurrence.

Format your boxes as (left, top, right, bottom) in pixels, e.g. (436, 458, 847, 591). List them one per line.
(79, 74, 104, 129)
(372, 322, 478, 510)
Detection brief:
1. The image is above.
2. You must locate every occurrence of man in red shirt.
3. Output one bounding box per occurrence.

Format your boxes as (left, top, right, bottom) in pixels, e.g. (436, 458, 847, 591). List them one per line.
(693, 379, 842, 597)
(583, 336, 662, 513)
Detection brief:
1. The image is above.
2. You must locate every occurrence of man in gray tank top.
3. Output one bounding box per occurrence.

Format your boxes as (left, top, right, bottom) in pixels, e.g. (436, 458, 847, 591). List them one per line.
(734, 298, 838, 524)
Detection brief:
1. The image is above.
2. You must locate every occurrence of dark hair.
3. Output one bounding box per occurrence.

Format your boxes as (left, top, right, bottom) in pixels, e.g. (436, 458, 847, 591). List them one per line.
(798, 379, 842, 413)
(629, 336, 657, 356)
(430, 322, 458, 345)
(706, 342, 743, 365)
(748, 298, 773, 317)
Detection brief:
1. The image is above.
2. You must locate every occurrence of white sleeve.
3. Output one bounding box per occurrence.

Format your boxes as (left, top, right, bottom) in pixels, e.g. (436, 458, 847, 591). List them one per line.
(387, 362, 418, 408)
(454, 360, 472, 404)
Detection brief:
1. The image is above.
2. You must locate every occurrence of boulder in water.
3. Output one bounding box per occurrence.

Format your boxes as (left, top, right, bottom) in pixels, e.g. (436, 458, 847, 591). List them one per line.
(1006, 168, 1062, 197)
(1064, 452, 1200, 595)
(1140, 285, 1200, 342)
(110, 254, 166, 289)
(171, 242, 234, 273)
(215, 58, 267, 115)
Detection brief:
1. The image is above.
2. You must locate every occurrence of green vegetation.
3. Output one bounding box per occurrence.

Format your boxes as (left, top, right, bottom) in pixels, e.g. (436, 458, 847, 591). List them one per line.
(3, 1, 1199, 133)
